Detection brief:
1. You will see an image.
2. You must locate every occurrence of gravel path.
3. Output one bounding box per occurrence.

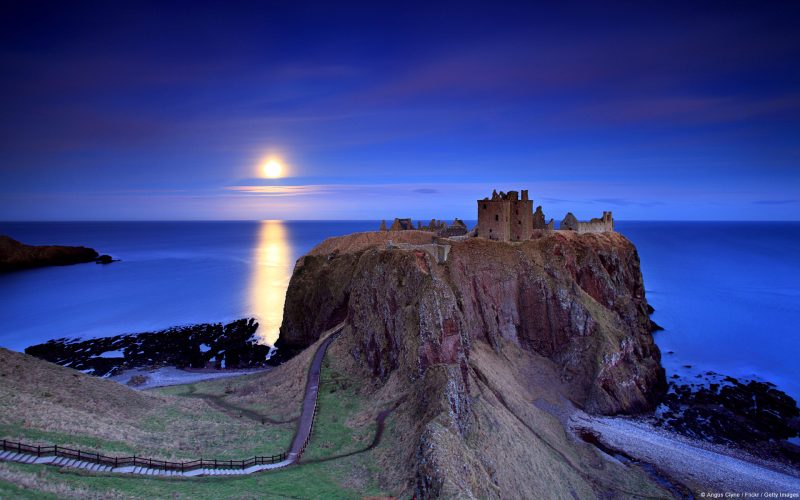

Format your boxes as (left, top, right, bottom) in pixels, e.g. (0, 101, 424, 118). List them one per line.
(570, 411, 800, 495)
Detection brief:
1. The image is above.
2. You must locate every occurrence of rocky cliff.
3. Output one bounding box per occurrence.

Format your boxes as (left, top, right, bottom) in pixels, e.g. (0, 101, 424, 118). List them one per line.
(280, 230, 664, 414)
(0, 235, 100, 272)
(278, 230, 668, 497)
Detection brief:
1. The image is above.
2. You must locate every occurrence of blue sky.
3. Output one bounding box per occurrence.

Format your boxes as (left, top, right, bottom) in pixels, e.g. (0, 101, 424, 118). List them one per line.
(1, 1, 798, 220)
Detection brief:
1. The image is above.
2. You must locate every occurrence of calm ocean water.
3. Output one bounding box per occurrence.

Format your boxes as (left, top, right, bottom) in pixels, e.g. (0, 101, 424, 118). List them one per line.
(1, 221, 798, 400)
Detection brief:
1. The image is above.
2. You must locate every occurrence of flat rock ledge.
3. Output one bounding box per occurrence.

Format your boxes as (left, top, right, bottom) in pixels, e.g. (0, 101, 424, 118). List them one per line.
(25, 318, 274, 377)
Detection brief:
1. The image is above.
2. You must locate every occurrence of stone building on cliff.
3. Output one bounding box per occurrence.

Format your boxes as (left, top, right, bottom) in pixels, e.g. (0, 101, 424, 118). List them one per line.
(381, 217, 469, 237)
(477, 189, 535, 241)
(477, 189, 612, 241)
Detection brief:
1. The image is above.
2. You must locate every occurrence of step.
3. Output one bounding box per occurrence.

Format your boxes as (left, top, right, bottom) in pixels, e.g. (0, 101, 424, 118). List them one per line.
(0, 451, 12, 460)
(133, 466, 142, 474)
(63, 459, 77, 468)
(22, 455, 37, 464)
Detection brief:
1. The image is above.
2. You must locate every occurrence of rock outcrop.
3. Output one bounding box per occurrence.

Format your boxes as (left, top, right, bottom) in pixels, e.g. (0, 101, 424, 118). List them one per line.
(0, 235, 101, 272)
(26, 318, 271, 376)
(280, 230, 664, 414)
(278, 229, 669, 497)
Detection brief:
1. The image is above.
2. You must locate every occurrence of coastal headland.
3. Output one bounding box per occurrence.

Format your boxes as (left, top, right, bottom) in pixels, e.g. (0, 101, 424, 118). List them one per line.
(275, 226, 799, 496)
(0, 235, 113, 272)
(3, 211, 800, 497)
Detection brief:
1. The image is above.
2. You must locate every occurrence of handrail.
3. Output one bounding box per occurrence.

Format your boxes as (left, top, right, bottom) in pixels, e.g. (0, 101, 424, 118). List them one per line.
(0, 322, 345, 474)
(0, 438, 286, 472)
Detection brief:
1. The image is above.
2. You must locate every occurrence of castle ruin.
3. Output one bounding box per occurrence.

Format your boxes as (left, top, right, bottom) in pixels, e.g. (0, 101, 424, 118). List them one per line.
(477, 189, 534, 241)
(380, 189, 614, 244)
(380, 217, 469, 237)
(560, 211, 614, 234)
(476, 189, 613, 241)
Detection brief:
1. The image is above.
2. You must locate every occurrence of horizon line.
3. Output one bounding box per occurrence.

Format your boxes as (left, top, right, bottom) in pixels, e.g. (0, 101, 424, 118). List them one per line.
(2, 219, 800, 223)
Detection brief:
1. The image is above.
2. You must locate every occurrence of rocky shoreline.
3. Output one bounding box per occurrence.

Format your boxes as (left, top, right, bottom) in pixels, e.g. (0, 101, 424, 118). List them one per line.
(0, 235, 115, 272)
(644, 307, 800, 466)
(653, 374, 800, 467)
(24, 318, 274, 377)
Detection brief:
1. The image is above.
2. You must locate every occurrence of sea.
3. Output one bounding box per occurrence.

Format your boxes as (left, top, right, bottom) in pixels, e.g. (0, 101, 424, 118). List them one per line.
(1, 221, 798, 401)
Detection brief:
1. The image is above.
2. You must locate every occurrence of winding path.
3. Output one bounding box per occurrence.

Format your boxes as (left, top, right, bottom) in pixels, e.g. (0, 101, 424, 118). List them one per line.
(0, 322, 345, 477)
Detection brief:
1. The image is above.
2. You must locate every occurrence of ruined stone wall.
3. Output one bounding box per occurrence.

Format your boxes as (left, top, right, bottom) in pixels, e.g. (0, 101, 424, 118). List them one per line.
(577, 211, 614, 233)
(560, 211, 614, 233)
(509, 199, 533, 241)
(477, 200, 510, 241)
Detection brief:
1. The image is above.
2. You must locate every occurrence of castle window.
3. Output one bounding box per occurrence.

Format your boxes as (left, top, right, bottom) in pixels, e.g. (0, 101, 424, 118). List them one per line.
(516, 209, 518, 215)
(518, 220, 521, 225)
(483, 204, 487, 209)
(495, 214, 499, 221)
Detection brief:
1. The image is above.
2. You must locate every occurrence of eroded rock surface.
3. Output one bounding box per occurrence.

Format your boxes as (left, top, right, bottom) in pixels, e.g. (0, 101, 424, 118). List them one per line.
(279, 230, 669, 497)
(281, 230, 665, 415)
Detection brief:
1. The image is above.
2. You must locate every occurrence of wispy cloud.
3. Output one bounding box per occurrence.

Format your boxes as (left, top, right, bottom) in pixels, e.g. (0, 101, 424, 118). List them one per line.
(593, 198, 666, 208)
(225, 185, 330, 197)
(753, 199, 799, 205)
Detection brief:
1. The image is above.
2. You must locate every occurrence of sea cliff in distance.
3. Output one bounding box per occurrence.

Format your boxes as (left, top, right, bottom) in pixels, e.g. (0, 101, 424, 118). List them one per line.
(0, 235, 111, 272)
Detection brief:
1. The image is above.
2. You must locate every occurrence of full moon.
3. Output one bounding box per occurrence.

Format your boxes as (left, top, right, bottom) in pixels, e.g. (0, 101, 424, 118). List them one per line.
(262, 159, 283, 178)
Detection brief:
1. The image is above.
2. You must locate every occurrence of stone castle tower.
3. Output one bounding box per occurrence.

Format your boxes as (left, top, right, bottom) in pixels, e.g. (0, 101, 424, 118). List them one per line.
(477, 189, 534, 241)
(477, 189, 610, 241)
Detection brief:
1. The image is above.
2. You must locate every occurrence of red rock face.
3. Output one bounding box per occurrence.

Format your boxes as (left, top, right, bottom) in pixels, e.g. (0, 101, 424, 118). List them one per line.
(279, 231, 665, 415)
